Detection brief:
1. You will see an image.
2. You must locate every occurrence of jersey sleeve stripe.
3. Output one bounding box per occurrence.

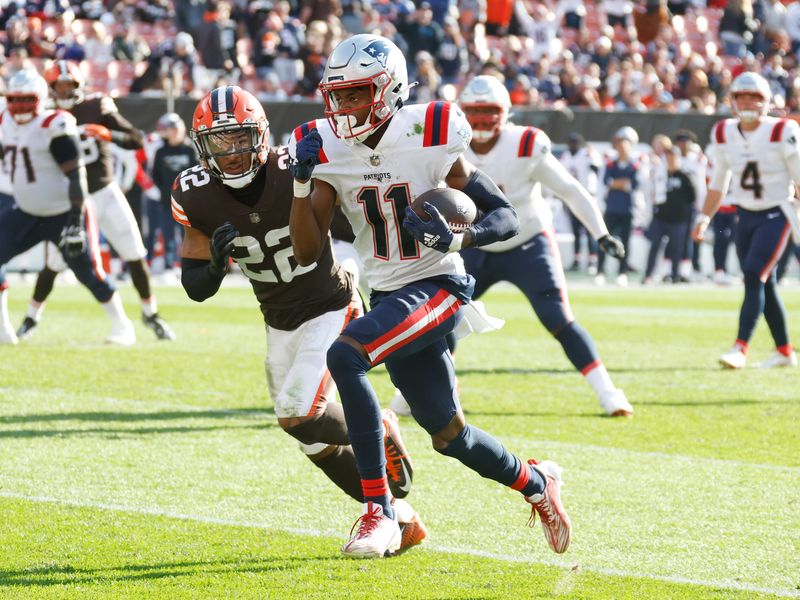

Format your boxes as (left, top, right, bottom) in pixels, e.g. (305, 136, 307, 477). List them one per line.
(714, 120, 726, 144)
(518, 127, 537, 157)
(423, 102, 450, 147)
(41, 112, 60, 128)
(770, 119, 788, 142)
(171, 197, 191, 227)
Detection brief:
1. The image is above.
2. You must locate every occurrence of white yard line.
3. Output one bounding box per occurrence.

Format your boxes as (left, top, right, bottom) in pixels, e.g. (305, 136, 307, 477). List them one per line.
(1, 490, 798, 598)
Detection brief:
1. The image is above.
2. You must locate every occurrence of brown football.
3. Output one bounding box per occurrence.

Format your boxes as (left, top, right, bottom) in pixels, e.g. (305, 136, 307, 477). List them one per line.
(410, 187, 477, 233)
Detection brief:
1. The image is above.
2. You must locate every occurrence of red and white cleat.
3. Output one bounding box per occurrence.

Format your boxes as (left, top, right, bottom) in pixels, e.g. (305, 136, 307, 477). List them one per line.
(525, 459, 572, 554)
(382, 408, 413, 498)
(342, 501, 401, 558)
(393, 498, 428, 554)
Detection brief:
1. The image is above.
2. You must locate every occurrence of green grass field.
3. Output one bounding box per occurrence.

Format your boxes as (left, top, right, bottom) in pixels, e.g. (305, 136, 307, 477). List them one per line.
(1, 279, 798, 599)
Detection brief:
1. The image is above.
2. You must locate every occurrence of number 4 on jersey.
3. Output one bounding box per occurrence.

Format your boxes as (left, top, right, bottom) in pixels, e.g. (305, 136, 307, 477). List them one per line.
(741, 161, 763, 199)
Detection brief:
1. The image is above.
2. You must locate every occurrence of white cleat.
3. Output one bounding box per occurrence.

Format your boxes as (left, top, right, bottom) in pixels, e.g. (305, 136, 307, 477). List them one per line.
(615, 273, 629, 288)
(713, 270, 734, 286)
(106, 319, 136, 346)
(719, 347, 746, 369)
(755, 351, 798, 369)
(389, 389, 412, 417)
(598, 388, 633, 417)
(593, 274, 606, 286)
(526, 459, 572, 554)
(342, 502, 401, 558)
(0, 321, 18, 345)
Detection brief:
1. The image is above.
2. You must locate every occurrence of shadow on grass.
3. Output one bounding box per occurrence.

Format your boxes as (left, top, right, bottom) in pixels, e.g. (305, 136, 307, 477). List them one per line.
(456, 366, 718, 376)
(0, 556, 330, 587)
(0, 407, 274, 425)
(0, 408, 279, 438)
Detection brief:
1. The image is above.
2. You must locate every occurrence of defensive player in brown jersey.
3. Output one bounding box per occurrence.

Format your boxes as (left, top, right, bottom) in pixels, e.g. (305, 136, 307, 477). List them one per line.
(16, 60, 174, 344)
(172, 86, 425, 552)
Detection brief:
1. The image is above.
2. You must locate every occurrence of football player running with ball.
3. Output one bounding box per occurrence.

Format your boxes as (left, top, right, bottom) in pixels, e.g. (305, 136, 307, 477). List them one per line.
(0, 69, 133, 345)
(172, 86, 425, 553)
(693, 72, 799, 369)
(17, 60, 174, 344)
(289, 34, 572, 558)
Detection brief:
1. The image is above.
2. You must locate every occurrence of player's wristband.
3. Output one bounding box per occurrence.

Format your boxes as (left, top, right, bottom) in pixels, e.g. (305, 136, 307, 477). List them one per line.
(694, 214, 711, 228)
(294, 179, 311, 198)
(448, 232, 464, 252)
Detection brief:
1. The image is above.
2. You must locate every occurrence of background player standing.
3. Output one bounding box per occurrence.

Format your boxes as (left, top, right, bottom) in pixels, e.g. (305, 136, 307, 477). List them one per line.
(16, 60, 174, 343)
(289, 34, 572, 559)
(693, 71, 799, 369)
(0, 69, 133, 345)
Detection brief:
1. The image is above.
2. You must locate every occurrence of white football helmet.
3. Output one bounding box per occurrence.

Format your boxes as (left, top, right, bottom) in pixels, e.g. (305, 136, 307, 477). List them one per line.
(5, 69, 49, 124)
(613, 126, 639, 144)
(319, 34, 410, 145)
(730, 72, 771, 123)
(459, 75, 511, 143)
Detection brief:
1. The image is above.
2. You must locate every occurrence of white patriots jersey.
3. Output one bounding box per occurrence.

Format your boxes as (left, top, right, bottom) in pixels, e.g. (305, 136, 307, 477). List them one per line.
(465, 124, 552, 253)
(0, 109, 81, 216)
(706, 117, 800, 210)
(289, 102, 472, 292)
(559, 146, 600, 195)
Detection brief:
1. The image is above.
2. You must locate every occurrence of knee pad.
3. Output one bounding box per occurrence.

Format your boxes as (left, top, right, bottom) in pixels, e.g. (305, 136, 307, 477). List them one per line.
(326, 340, 369, 378)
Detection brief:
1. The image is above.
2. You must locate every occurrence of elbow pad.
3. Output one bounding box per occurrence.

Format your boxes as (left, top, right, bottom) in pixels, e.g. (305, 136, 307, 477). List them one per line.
(50, 134, 81, 164)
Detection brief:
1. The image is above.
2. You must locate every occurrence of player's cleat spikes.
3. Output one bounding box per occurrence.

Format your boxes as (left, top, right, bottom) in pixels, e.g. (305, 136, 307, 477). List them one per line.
(719, 346, 746, 369)
(142, 312, 176, 341)
(382, 408, 413, 498)
(525, 459, 572, 554)
(598, 388, 633, 417)
(341, 501, 401, 558)
(106, 318, 136, 346)
(393, 498, 428, 554)
(755, 350, 798, 368)
(16, 316, 38, 340)
(0, 321, 18, 345)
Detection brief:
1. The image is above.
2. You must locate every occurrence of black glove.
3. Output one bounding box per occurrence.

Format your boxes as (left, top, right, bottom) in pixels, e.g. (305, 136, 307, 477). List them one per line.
(598, 234, 625, 259)
(59, 206, 87, 259)
(289, 130, 323, 181)
(209, 222, 239, 278)
(402, 203, 454, 253)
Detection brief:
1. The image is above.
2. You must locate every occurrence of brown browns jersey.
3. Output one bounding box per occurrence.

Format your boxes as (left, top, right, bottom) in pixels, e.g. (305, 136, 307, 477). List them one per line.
(70, 93, 144, 193)
(171, 146, 353, 330)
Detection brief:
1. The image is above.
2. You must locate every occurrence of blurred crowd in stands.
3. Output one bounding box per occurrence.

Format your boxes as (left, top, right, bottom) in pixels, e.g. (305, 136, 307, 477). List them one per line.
(3, 0, 800, 115)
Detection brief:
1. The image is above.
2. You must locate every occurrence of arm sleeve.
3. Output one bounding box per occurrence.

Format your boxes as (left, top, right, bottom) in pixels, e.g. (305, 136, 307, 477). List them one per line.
(181, 257, 224, 302)
(535, 153, 608, 239)
(101, 97, 144, 150)
(706, 143, 732, 194)
(462, 169, 519, 246)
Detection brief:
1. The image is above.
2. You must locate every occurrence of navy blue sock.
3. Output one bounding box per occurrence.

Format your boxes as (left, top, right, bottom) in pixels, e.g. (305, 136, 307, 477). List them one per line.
(763, 278, 790, 348)
(737, 272, 765, 343)
(437, 424, 545, 497)
(554, 321, 598, 372)
(326, 340, 392, 517)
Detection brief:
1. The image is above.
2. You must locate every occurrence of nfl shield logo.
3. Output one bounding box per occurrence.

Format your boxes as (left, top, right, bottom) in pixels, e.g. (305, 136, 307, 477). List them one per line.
(249, 213, 261, 223)
(370, 154, 381, 167)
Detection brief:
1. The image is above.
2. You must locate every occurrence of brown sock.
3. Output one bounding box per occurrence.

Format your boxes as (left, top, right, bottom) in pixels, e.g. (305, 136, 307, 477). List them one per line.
(309, 445, 363, 502)
(286, 402, 351, 447)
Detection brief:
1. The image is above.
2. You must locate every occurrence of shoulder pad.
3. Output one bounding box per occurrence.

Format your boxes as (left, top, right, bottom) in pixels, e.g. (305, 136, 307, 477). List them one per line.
(99, 95, 118, 115)
(517, 127, 550, 159)
(422, 101, 471, 152)
(711, 119, 729, 144)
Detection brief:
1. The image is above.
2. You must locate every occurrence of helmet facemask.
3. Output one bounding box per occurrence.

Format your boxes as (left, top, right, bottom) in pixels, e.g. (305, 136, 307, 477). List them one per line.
(6, 93, 42, 124)
(193, 125, 266, 189)
(462, 104, 506, 143)
(321, 76, 395, 146)
(732, 92, 767, 124)
(53, 80, 83, 110)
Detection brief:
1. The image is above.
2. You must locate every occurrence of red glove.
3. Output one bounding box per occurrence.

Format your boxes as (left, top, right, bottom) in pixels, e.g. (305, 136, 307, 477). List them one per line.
(83, 123, 112, 142)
